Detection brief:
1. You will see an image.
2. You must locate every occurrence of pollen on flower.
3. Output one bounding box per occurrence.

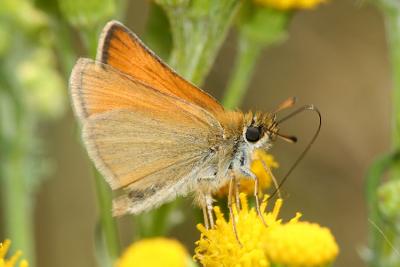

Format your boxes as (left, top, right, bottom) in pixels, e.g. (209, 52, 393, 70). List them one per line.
(254, 0, 326, 10)
(264, 221, 339, 266)
(216, 149, 278, 197)
(0, 239, 29, 267)
(115, 238, 189, 267)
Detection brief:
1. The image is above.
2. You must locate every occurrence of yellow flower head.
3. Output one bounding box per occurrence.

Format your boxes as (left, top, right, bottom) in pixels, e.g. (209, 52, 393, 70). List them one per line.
(265, 221, 339, 266)
(254, 0, 326, 10)
(0, 240, 28, 267)
(194, 194, 339, 267)
(116, 238, 189, 267)
(216, 149, 278, 197)
(194, 193, 283, 267)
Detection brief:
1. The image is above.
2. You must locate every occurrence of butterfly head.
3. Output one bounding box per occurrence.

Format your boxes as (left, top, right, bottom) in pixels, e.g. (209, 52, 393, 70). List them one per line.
(242, 111, 279, 151)
(242, 109, 298, 150)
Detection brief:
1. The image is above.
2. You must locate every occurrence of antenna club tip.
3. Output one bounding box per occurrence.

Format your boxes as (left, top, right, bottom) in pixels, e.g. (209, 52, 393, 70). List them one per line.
(306, 104, 315, 110)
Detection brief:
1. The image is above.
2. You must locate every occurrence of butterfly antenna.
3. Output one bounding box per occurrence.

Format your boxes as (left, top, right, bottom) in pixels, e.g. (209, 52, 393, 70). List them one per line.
(269, 104, 322, 199)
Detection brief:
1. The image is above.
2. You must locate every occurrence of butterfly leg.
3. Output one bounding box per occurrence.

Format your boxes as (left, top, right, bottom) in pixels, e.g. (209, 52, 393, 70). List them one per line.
(254, 175, 267, 226)
(238, 166, 267, 226)
(260, 160, 282, 199)
(235, 177, 241, 210)
(228, 175, 242, 245)
(205, 193, 215, 228)
(202, 202, 210, 229)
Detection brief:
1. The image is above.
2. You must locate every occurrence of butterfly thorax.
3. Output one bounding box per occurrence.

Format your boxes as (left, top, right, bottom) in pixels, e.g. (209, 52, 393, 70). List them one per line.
(210, 110, 278, 190)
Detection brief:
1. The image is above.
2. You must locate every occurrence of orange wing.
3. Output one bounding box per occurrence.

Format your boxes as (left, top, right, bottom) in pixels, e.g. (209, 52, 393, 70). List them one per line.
(69, 58, 223, 190)
(96, 20, 224, 116)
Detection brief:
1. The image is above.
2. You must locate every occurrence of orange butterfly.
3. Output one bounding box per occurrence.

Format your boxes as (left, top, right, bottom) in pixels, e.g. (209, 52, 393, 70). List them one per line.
(70, 21, 316, 228)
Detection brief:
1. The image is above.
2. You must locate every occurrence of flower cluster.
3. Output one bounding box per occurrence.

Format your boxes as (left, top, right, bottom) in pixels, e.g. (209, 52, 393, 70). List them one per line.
(0, 240, 28, 267)
(194, 194, 338, 267)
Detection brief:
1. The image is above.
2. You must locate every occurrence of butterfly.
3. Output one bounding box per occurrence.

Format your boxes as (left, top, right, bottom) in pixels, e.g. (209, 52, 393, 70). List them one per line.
(69, 20, 319, 228)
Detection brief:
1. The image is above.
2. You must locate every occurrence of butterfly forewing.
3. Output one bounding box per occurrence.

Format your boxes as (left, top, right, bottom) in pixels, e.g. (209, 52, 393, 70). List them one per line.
(96, 21, 224, 116)
(70, 59, 223, 215)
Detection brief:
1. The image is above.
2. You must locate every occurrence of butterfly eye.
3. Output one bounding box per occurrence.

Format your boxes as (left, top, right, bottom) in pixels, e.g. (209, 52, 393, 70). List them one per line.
(245, 126, 262, 143)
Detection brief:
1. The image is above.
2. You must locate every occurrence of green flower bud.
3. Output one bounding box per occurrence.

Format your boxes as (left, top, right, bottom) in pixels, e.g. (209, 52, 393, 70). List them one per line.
(377, 179, 400, 223)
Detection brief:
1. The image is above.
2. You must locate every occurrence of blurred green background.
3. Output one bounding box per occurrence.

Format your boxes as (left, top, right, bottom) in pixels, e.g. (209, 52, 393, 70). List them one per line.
(0, 0, 393, 266)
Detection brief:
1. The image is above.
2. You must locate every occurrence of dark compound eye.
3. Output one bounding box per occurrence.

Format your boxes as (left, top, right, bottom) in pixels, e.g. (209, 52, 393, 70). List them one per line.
(245, 126, 262, 142)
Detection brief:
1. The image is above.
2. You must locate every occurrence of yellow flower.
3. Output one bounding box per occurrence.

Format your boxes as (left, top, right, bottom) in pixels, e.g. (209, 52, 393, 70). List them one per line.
(194, 194, 282, 267)
(116, 238, 190, 267)
(0, 240, 28, 267)
(216, 150, 278, 197)
(194, 194, 339, 267)
(265, 221, 339, 266)
(254, 0, 326, 10)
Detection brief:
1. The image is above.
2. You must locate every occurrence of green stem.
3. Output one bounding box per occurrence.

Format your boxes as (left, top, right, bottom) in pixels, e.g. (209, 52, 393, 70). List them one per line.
(52, 21, 77, 79)
(163, 0, 240, 85)
(222, 37, 262, 109)
(2, 143, 35, 264)
(0, 88, 35, 265)
(93, 169, 121, 263)
(386, 5, 400, 174)
(222, 6, 290, 109)
(134, 200, 182, 238)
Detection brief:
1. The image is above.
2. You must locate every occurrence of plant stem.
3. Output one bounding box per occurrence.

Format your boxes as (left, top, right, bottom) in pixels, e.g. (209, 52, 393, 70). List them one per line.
(93, 169, 121, 262)
(0, 98, 35, 265)
(2, 138, 35, 264)
(53, 21, 77, 79)
(222, 37, 262, 109)
(386, 6, 400, 165)
(163, 0, 240, 85)
(222, 5, 289, 109)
